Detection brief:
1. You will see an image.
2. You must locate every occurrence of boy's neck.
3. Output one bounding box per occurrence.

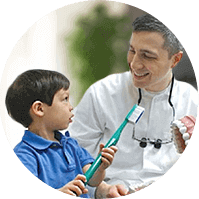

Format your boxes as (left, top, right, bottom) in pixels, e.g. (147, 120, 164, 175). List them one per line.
(28, 124, 58, 142)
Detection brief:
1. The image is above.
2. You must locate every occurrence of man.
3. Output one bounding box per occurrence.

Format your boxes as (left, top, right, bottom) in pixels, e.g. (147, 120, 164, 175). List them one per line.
(68, 14, 198, 197)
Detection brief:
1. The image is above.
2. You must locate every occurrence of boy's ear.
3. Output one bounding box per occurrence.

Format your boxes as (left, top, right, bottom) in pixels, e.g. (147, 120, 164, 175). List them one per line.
(31, 101, 44, 117)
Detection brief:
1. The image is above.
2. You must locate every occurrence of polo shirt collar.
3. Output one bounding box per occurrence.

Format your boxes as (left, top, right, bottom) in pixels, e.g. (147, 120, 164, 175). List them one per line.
(22, 130, 69, 150)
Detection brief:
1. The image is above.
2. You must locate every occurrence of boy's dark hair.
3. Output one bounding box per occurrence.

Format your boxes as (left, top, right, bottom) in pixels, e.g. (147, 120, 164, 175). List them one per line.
(132, 14, 183, 58)
(5, 69, 70, 128)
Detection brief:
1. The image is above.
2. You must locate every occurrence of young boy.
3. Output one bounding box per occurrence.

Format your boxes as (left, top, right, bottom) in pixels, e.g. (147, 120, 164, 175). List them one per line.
(5, 69, 118, 198)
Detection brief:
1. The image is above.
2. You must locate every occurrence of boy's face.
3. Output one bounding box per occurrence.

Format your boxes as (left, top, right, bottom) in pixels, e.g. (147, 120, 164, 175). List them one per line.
(43, 88, 74, 132)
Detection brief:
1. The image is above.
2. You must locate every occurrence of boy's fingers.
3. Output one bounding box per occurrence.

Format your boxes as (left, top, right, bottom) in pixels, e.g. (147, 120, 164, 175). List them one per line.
(75, 174, 87, 183)
(101, 151, 114, 161)
(102, 147, 117, 156)
(70, 180, 86, 196)
(70, 185, 82, 196)
(83, 188, 89, 194)
(110, 146, 118, 153)
(67, 190, 77, 196)
(74, 180, 85, 190)
(99, 143, 105, 151)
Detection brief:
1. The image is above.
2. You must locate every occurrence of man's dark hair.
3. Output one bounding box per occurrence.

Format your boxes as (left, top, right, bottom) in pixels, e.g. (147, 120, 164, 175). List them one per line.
(132, 14, 183, 58)
(5, 69, 70, 128)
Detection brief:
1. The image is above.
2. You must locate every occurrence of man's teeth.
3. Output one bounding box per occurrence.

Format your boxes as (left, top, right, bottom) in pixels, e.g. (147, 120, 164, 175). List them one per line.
(134, 72, 148, 77)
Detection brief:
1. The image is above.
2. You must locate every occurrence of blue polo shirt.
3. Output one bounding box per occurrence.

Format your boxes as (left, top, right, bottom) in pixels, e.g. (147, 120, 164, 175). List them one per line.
(14, 130, 94, 198)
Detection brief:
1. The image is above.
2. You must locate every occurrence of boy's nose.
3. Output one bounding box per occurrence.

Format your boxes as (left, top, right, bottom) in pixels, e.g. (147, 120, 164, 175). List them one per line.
(70, 104, 73, 111)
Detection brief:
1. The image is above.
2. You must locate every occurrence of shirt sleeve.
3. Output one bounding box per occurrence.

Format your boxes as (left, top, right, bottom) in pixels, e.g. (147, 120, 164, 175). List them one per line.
(15, 151, 38, 177)
(69, 137, 95, 168)
(78, 147, 95, 168)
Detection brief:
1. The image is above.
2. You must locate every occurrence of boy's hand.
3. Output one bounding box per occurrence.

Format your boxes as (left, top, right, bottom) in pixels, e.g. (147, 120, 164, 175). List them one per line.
(98, 143, 118, 170)
(83, 144, 118, 187)
(58, 174, 88, 196)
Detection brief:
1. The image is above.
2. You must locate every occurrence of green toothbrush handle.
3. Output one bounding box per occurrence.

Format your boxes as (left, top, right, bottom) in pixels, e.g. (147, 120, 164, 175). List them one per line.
(84, 104, 143, 185)
(84, 137, 117, 185)
(84, 153, 101, 185)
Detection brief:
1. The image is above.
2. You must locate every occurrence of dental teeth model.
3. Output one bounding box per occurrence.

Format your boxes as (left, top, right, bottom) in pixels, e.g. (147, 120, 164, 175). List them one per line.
(170, 115, 196, 154)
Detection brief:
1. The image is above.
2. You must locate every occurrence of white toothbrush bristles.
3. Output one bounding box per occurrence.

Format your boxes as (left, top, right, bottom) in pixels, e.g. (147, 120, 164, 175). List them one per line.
(128, 106, 145, 124)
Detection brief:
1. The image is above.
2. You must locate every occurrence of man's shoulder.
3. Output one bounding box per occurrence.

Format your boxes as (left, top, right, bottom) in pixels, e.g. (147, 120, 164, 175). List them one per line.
(175, 80, 197, 95)
(91, 71, 130, 92)
(98, 71, 129, 84)
(174, 80, 198, 107)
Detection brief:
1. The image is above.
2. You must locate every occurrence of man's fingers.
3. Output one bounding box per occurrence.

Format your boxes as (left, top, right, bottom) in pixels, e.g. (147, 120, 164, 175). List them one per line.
(117, 185, 128, 196)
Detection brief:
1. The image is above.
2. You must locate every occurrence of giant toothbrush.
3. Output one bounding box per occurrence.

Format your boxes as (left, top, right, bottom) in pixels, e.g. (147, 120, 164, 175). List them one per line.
(84, 104, 145, 185)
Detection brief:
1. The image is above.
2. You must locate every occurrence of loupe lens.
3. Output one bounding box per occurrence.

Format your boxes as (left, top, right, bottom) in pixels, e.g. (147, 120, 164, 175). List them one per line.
(140, 137, 147, 148)
(154, 139, 162, 149)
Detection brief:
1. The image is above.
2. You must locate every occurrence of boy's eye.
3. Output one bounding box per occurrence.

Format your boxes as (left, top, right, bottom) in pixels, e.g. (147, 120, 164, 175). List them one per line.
(64, 97, 68, 102)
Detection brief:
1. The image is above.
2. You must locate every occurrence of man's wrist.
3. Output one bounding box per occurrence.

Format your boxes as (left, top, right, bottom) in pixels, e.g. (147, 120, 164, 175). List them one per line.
(95, 181, 110, 199)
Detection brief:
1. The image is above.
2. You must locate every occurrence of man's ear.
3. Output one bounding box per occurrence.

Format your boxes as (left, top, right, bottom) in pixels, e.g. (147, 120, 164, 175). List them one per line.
(31, 101, 44, 117)
(171, 51, 183, 68)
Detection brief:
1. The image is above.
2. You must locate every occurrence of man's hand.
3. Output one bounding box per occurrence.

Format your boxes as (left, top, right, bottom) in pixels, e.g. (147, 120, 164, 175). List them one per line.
(95, 181, 128, 198)
(106, 184, 128, 198)
(58, 174, 88, 196)
(171, 115, 195, 153)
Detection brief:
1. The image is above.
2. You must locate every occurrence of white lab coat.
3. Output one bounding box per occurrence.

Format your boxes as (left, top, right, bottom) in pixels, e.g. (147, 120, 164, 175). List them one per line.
(68, 71, 198, 189)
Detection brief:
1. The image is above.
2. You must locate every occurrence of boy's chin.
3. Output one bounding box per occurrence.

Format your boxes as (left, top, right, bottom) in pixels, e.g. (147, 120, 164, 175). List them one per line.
(57, 126, 69, 132)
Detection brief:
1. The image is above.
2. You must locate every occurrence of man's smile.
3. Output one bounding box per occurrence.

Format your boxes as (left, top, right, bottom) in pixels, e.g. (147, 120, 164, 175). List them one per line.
(133, 70, 150, 79)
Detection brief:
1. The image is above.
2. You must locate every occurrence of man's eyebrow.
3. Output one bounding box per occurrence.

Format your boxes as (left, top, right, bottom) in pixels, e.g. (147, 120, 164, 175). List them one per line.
(129, 44, 158, 56)
(129, 44, 134, 48)
(140, 49, 158, 56)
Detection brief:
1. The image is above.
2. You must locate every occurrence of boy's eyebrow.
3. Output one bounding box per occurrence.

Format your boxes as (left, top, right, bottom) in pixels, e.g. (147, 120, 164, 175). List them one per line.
(63, 90, 70, 96)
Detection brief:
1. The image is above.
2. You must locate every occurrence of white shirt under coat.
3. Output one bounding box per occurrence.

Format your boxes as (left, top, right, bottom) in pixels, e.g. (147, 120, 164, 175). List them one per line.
(68, 71, 198, 188)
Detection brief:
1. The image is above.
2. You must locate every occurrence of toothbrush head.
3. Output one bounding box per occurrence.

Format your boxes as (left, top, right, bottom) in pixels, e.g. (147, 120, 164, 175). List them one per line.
(128, 105, 145, 124)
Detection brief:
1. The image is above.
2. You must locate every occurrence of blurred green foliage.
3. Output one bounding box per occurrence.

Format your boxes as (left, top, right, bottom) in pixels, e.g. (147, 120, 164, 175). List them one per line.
(66, 4, 133, 103)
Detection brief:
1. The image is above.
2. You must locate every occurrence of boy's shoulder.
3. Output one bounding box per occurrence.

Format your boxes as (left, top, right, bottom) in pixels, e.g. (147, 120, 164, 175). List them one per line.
(13, 130, 84, 155)
(14, 130, 54, 155)
(14, 140, 28, 153)
(14, 131, 38, 156)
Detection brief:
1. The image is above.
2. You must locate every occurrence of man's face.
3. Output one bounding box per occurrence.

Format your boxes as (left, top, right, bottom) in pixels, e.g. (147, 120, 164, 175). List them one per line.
(127, 31, 177, 92)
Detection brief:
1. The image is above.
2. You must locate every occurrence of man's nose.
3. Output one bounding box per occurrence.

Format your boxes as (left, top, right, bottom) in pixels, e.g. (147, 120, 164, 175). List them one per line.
(129, 54, 144, 70)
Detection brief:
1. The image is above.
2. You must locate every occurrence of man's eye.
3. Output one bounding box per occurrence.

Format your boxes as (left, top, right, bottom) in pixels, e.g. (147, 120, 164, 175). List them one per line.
(129, 49, 135, 54)
(143, 53, 156, 60)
